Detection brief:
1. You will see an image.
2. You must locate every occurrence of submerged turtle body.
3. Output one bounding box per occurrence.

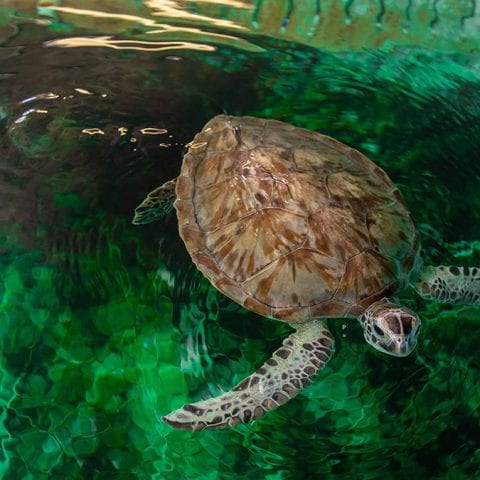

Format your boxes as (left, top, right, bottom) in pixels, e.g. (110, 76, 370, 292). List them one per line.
(133, 115, 480, 431)
(174, 115, 418, 323)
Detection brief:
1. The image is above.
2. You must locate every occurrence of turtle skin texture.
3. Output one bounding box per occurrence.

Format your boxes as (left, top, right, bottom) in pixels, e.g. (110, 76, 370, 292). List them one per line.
(174, 115, 419, 323)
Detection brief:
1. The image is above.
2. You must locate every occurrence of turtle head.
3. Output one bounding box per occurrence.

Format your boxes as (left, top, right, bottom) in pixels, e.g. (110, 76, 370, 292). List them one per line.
(360, 299, 421, 357)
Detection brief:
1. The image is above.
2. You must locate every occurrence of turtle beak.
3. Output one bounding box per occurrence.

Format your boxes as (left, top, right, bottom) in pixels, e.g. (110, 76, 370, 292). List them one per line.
(393, 340, 410, 357)
(378, 339, 411, 357)
(387, 334, 417, 357)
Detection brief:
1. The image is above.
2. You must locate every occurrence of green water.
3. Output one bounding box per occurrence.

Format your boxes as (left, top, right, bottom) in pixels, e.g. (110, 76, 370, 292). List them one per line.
(1, 2, 480, 479)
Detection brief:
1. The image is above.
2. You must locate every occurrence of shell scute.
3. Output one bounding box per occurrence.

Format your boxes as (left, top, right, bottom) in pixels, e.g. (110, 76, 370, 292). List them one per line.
(198, 117, 238, 152)
(241, 249, 343, 308)
(292, 141, 349, 174)
(179, 225, 204, 254)
(306, 207, 370, 259)
(204, 208, 307, 283)
(191, 250, 222, 279)
(309, 299, 352, 319)
(213, 277, 247, 306)
(326, 170, 392, 212)
(243, 297, 271, 317)
(175, 175, 193, 201)
(366, 205, 417, 264)
(334, 250, 398, 304)
(194, 149, 242, 188)
(194, 176, 258, 230)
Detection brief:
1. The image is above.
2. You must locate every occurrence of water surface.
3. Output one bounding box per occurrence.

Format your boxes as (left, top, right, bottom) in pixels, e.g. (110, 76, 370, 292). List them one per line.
(1, 2, 480, 479)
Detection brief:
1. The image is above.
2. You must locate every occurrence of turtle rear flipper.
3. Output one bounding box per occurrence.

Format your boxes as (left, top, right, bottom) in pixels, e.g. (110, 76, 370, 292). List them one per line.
(132, 177, 177, 225)
(163, 319, 334, 431)
(415, 265, 480, 304)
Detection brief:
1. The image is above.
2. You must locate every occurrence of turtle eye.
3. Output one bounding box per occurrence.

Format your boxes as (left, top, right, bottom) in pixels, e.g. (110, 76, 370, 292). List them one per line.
(373, 325, 384, 336)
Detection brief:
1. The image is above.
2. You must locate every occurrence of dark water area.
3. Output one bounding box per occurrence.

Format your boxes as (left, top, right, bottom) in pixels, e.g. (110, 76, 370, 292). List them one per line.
(1, 2, 480, 479)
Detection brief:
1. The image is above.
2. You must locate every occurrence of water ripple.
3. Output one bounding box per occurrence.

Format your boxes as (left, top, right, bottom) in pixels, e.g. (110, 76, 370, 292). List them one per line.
(0, 2, 479, 479)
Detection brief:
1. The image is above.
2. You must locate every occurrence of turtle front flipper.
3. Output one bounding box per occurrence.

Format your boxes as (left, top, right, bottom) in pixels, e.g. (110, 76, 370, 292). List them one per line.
(415, 265, 480, 304)
(132, 177, 177, 225)
(163, 319, 334, 431)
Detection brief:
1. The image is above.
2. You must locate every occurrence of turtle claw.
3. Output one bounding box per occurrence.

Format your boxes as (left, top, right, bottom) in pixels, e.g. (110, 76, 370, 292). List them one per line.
(162, 409, 208, 431)
(163, 403, 240, 431)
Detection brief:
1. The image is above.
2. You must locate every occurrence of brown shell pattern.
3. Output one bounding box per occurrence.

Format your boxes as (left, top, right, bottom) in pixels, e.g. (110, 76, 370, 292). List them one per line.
(174, 115, 418, 323)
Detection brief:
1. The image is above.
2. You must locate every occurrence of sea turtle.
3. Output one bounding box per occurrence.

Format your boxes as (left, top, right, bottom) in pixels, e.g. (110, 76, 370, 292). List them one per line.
(133, 115, 480, 431)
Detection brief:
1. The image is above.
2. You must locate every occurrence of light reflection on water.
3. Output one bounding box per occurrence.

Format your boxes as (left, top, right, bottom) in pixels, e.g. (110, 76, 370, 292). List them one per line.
(0, 1, 480, 479)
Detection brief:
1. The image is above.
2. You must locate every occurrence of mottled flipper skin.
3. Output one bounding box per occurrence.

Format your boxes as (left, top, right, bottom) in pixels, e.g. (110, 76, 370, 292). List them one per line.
(416, 265, 480, 304)
(132, 178, 177, 225)
(163, 319, 334, 431)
